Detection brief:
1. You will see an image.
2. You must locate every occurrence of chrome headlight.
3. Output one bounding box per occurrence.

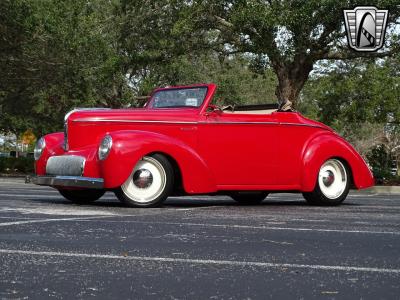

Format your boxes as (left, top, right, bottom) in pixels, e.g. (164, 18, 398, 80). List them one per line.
(98, 135, 112, 160)
(63, 121, 68, 150)
(34, 137, 46, 161)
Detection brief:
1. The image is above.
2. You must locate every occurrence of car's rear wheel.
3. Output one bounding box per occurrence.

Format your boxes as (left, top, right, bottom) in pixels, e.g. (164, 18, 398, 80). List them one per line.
(303, 159, 350, 206)
(58, 189, 105, 204)
(115, 154, 174, 208)
(230, 191, 268, 205)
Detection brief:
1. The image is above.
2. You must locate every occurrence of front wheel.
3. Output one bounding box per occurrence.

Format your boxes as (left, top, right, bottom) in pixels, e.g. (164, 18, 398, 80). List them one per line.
(303, 159, 350, 206)
(230, 192, 268, 205)
(115, 154, 174, 208)
(58, 189, 105, 204)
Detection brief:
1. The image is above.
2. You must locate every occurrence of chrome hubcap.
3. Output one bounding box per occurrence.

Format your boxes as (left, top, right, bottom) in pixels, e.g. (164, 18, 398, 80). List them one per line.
(321, 170, 335, 187)
(133, 169, 153, 189)
(318, 159, 347, 199)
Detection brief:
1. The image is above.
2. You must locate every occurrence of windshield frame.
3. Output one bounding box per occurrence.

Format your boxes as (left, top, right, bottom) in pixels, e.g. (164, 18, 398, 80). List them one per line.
(146, 86, 209, 110)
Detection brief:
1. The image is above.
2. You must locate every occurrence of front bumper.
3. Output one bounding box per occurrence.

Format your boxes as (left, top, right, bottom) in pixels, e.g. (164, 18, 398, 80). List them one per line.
(32, 175, 104, 189)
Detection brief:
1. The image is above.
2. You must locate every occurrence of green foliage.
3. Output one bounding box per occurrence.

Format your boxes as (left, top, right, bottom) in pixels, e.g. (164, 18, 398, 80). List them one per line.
(300, 57, 400, 129)
(0, 0, 134, 136)
(366, 145, 395, 182)
(135, 54, 277, 105)
(0, 157, 34, 174)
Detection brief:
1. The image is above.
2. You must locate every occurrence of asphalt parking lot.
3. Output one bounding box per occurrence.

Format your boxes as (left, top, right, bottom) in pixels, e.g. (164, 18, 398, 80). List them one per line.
(0, 178, 399, 299)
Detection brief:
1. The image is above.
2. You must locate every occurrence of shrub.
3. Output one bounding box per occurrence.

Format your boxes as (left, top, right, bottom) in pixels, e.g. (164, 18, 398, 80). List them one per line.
(0, 157, 35, 174)
(366, 145, 396, 184)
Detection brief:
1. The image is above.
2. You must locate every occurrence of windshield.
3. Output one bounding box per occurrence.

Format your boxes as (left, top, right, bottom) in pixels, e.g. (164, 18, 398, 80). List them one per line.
(150, 87, 208, 108)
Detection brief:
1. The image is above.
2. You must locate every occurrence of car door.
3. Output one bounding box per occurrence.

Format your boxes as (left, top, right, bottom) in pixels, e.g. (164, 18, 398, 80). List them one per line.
(198, 111, 279, 187)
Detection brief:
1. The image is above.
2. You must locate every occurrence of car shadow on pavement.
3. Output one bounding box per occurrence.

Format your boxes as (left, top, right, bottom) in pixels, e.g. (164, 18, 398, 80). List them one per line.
(28, 197, 360, 208)
(163, 199, 309, 208)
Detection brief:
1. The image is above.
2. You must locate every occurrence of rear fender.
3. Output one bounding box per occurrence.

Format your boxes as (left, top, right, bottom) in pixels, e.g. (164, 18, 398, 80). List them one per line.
(301, 133, 374, 191)
(101, 130, 216, 193)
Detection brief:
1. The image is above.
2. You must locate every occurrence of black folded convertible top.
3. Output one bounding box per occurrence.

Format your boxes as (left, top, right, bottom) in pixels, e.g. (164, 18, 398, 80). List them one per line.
(235, 103, 279, 111)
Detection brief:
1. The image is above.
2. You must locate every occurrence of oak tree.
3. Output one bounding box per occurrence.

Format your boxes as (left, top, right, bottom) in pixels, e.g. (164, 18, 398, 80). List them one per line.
(120, 0, 400, 109)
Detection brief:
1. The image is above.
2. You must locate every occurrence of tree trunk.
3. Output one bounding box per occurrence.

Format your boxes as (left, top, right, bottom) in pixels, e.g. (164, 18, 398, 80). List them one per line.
(272, 58, 313, 111)
(105, 83, 124, 108)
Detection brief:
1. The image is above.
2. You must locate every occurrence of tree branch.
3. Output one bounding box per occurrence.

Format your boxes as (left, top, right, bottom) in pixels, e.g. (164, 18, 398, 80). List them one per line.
(213, 15, 234, 29)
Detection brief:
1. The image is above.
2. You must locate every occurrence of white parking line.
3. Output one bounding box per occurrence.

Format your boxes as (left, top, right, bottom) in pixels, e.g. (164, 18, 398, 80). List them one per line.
(0, 181, 27, 185)
(0, 209, 206, 226)
(0, 193, 117, 199)
(0, 193, 62, 198)
(355, 205, 400, 210)
(79, 220, 400, 235)
(0, 216, 44, 220)
(0, 249, 398, 274)
(0, 186, 48, 191)
(0, 216, 112, 227)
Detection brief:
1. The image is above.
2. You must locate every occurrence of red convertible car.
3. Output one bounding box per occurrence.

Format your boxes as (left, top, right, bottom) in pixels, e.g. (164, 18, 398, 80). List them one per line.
(33, 83, 374, 207)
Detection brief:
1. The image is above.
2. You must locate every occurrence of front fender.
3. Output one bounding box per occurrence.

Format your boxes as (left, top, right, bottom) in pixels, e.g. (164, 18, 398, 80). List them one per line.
(301, 133, 374, 191)
(35, 132, 65, 175)
(101, 130, 217, 193)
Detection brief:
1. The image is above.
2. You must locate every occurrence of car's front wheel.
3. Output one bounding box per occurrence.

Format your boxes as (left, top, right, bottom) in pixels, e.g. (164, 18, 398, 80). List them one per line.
(230, 191, 268, 205)
(58, 189, 105, 204)
(115, 154, 174, 208)
(303, 159, 350, 206)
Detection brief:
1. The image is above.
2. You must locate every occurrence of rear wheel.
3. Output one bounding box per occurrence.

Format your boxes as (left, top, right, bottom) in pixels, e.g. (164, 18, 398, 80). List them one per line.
(303, 159, 350, 206)
(230, 191, 268, 205)
(115, 154, 174, 208)
(58, 189, 105, 204)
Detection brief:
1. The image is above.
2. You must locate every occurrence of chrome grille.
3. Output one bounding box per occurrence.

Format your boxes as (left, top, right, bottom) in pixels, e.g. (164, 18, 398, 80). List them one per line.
(46, 155, 85, 176)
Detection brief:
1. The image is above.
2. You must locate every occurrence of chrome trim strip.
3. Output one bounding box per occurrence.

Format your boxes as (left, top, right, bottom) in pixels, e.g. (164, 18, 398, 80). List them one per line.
(72, 118, 327, 130)
(278, 122, 327, 130)
(73, 119, 277, 125)
(73, 119, 198, 124)
(65, 108, 110, 122)
(201, 121, 277, 125)
(32, 176, 104, 189)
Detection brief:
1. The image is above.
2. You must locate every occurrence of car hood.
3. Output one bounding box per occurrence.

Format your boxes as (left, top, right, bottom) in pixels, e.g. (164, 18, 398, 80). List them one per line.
(65, 108, 200, 150)
(68, 108, 200, 123)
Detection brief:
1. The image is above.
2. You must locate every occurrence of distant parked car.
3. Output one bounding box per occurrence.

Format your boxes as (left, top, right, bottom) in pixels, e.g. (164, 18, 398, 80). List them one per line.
(0, 152, 10, 158)
(9, 151, 30, 158)
(32, 83, 374, 207)
(391, 161, 398, 176)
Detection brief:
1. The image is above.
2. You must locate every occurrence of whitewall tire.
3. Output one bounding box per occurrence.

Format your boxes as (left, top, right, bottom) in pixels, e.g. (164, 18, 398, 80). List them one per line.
(303, 159, 350, 206)
(115, 154, 174, 207)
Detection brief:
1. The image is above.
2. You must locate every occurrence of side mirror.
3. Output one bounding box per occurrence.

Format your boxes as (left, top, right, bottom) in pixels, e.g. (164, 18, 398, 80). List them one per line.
(205, 104, 222, 115)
